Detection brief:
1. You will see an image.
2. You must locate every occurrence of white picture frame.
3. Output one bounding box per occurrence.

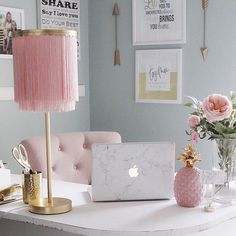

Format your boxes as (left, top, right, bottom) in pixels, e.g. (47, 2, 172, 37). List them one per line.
(135, 49, 182, 104)
(0, 6, 25, 59)
(0, 87, 14, 100)
(132, 0, 186, 45)
(37, 0, 80, 60)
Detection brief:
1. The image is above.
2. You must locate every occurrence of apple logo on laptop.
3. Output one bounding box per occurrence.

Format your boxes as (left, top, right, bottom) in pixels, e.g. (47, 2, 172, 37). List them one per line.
(129, 165, 139, 178)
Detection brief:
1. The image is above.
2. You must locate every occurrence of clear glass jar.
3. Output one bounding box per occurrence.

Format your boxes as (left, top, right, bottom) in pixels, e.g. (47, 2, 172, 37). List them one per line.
(213, 138, 236, 204)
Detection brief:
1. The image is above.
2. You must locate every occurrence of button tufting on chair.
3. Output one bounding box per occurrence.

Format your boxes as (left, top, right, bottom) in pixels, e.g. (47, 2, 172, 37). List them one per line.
(73, 164, 79, 170)
(20, 132, 122, 184)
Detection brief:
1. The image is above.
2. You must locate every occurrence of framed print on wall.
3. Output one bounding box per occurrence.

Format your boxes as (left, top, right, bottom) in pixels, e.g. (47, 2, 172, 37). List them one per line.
(37, 0, 80, 60)
(135, 49, 182, 104)
(0, 6, 25, 59)
(132, 0, 186, 45)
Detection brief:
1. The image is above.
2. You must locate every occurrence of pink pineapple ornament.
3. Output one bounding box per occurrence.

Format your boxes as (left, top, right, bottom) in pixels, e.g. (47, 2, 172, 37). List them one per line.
(174, 145, 203, 207)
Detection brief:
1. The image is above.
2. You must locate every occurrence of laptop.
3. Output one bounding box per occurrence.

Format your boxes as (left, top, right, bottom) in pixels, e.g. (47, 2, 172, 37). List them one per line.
(91, 142, 175, 201)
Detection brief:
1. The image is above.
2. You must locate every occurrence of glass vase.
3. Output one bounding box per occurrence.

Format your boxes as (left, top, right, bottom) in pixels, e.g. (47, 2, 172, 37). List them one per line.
(213, 138, 236, 204)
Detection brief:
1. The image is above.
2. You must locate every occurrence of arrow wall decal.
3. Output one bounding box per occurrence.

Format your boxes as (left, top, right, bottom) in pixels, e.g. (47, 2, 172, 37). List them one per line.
(113, 3, 121, 66)
(201, 0, 208, 61)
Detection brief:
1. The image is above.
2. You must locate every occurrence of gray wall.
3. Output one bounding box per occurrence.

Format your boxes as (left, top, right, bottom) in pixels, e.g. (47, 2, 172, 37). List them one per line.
(89, 0, 236, 170)
(0, 0, 90, 173)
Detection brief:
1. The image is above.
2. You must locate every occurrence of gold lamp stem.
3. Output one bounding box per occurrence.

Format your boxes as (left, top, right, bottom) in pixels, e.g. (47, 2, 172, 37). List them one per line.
(45, 112, 52, 204)
(29, 112, 72, 214)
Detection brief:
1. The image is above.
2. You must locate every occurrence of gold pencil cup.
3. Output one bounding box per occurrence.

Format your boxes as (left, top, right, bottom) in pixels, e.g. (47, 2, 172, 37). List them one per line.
(22, 172, 42, 204)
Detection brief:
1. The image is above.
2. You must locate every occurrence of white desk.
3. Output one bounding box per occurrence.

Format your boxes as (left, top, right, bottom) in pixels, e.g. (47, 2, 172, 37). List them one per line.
(1, 175, 236, 236)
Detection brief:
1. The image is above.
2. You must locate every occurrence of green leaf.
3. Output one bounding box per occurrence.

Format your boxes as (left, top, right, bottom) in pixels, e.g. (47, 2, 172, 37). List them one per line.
(206, 126, 219, 134)
(184, 103, 198, 109)
(200, 118, 206, 125)
(215, 123, 235, 134)
(230, 91, 236, 101)
(186, 96, 199, 105)
(184, 103, 193, 107)
(191, 111, 200, 116)
(208, 136, 215, 140)
(222, 133, 236, 139)
(185, 130, 191, 135)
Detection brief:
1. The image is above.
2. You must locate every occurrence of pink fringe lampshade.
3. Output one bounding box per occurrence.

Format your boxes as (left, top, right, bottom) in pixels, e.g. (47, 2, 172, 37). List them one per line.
(12, 29, 78, 112)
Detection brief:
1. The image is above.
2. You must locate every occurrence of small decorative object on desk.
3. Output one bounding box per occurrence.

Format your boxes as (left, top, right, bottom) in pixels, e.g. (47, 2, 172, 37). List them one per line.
(22, 171, 42, 204)
(0, 184, 22, 205)
(0, 160, 11, 189)
(11, 144, 43, 204)
(174, 145, 203, 207)
(0, 160, 5, 168)
(186, 92, 236, 204)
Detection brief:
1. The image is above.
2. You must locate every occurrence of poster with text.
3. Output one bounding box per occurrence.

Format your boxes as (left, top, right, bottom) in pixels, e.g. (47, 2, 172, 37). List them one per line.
(38, 0, 80, 60)
(135, 49, 182, 104)
(133, 0, 186, 45)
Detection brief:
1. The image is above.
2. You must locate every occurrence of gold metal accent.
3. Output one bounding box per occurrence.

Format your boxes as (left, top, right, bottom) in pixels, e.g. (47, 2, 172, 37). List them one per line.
(201, 0, 208, 60)
(113, 3, 121, 66)
(0, 198, 22, 205)
(202, 0, 208, 9)
(204, 203, 215, 212)
(114, 49, 121, 66)
(28, 112, 72, 215)
(178, 145, 202, 167)
(29, 197, 72, 215)
(0, 184, 22, 198)
(13, 29, 77, 38)
(201, 47, 208, 61)
(112, 2, 120, 15)
(22, 172, 42, 204)
(45, 112, 52, 204)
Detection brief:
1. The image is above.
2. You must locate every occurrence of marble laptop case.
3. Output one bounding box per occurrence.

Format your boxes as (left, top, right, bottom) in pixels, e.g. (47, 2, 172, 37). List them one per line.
(91, 142, 175, 201)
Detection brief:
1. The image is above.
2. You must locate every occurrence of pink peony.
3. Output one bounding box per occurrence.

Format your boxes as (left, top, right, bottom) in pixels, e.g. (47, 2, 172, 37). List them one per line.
(188, 115, 200, 129)
(202, 94, 233, 122)
(191, 132, 200, 142)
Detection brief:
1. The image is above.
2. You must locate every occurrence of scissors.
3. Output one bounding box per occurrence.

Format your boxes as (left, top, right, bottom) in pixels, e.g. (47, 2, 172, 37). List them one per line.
(12, 144, 31, 173)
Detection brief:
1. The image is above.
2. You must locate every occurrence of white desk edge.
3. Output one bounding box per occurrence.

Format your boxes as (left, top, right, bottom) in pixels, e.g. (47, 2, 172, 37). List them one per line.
(1, 175, 236, 236)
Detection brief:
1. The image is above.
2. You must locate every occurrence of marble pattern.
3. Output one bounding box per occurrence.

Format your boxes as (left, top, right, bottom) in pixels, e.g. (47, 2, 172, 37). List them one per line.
(92, 143, 175, 201)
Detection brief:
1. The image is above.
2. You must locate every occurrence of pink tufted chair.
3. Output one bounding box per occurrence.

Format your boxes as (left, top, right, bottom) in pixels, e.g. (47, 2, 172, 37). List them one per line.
(21, 132, 121, 185)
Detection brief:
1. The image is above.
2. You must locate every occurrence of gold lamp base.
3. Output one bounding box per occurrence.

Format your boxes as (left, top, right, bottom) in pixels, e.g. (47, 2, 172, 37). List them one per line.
(29, 197, 72, 215)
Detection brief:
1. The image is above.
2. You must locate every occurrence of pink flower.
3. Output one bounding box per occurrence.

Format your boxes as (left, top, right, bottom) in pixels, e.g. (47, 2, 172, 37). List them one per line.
(188, 115, 200, 129)
(191, 132, 200, 142)
(202, 94, 233, 122)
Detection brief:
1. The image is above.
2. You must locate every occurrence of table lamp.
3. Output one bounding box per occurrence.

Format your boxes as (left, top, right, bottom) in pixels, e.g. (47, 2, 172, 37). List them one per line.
(12, 29, 78, 215)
